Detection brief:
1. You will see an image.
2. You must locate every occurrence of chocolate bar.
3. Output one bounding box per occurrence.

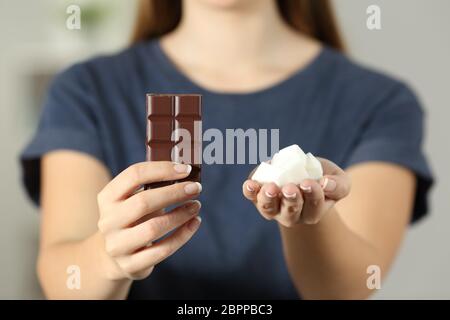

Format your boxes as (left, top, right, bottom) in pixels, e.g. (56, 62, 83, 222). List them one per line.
(145, 94, 202, 189)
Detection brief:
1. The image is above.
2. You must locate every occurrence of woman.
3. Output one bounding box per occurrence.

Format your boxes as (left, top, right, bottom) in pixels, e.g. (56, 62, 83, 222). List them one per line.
(21, 0, 433, 299)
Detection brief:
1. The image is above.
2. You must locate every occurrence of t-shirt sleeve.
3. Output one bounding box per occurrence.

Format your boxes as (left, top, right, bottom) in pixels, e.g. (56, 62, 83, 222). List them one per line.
(344, 82, 434, 223)
(20, 63, 106, 206)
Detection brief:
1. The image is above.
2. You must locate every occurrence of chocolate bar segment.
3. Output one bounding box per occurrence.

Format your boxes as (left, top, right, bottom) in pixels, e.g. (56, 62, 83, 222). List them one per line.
(145, 94, 202, 189)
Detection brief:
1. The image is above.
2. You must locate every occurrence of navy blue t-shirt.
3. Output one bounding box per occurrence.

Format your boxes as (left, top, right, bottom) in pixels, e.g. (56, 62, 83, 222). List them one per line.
(20, 40, 433, 299)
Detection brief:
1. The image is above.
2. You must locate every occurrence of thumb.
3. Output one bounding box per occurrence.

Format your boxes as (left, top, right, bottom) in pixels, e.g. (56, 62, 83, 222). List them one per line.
(320, 174, 351, 201)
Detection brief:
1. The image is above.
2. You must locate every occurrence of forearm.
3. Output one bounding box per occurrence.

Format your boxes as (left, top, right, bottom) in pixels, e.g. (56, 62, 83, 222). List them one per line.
(279, 208, 383, 299)
(37, 231, 132, 299)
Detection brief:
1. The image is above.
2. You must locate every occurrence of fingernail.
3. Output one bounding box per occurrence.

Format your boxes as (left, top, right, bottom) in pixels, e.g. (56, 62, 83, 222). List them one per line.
(265, 190, 277, 198)
(300, 184, 312, 193)
(174, 163, 192, 174)
(323, 179, 336, 192)
(186, 200, 201, 213)
(321, 177, 328, 189)
(188, 216, 201, 231)
(184, 182, 202, 195)
(246, 184, 255, 192)
(282, 191, 297, 199)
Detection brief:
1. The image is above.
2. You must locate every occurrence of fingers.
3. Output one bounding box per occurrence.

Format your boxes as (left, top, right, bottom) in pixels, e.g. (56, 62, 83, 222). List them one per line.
(256, 183, 281, 220)
(104, 200, 201, 257)
(243, 158, 350, 227)
(96, 161, 204, 281)
(99, 161, 193, 202)
(128, 209, 165, 228)
(320, 174, 351, 201)
(116, 216, 202, 278)
(102, 181, 202, 230)
(317, 158, 351, 201)
(299, 179, 325, 224)
(242, 180, 261, 202)
(278, 184, 304, 227)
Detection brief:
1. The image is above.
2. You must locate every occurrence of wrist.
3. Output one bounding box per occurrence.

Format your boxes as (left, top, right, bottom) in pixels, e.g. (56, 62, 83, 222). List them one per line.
(74, 232, 132, 299)
(88, 231, 130, 283)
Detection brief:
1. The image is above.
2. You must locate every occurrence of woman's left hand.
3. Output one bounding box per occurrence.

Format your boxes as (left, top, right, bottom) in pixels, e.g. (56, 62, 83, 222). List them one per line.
(242, 158, 351, 227)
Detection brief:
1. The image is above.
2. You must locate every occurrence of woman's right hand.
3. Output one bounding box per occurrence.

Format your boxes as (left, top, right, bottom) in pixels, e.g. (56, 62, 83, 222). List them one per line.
(96, 161, 202, 281)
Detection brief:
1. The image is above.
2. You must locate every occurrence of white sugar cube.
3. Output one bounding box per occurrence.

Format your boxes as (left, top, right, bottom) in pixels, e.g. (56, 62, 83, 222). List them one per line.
(278, 165, 309, 185)
(305, 152, 323, 180)
(271, 144, 306, 170)
(251, 145, 323, 187)
(251, 162, 284, 187)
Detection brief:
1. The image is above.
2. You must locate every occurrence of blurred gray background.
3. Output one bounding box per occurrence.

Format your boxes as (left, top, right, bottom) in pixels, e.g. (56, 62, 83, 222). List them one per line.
(0, 0, 448, 299)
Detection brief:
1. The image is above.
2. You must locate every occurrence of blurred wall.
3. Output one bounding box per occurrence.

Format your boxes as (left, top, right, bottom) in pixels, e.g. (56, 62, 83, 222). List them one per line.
(0, 0, 138, 299)
(0, 0, 449, 299)
(334, 0, 450, 299)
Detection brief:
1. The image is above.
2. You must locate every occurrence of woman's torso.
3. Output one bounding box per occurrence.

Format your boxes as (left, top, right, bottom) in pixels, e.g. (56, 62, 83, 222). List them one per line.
(59, 40, 410, 299)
